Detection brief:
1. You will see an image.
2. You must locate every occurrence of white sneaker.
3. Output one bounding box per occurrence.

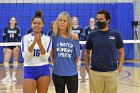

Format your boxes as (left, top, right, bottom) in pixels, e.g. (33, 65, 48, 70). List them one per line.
(0, 77, 12, 82)
(12, 76, 17, 82)
(80, 79, 86, 83)
(78, 75, 82, 80)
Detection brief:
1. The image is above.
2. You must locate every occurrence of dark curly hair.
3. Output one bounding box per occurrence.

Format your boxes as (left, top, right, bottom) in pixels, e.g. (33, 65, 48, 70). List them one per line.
(97, 10, 111, 21)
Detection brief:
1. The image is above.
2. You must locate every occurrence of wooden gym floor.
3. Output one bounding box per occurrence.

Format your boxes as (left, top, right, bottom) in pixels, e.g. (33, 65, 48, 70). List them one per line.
(0, 61, 140, 93)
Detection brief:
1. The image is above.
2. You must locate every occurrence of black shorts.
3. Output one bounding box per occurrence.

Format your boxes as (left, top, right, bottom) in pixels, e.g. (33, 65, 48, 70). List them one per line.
(80, 44, 82, 50)
(5, 46, 18, 50)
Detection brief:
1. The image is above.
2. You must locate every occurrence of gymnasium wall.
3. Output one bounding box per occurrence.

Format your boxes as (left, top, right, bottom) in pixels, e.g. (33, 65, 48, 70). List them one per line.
(0, 0, 134, 62)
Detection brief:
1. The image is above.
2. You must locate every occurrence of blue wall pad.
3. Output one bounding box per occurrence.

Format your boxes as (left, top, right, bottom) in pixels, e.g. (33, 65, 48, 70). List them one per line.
(0, 3, 134, 62)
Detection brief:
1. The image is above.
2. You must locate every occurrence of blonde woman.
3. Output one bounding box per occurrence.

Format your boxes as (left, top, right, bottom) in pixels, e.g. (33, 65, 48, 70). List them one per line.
(51, 12, 80, 93)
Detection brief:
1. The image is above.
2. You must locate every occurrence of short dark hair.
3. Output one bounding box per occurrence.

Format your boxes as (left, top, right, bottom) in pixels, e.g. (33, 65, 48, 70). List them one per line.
(97, 10, 111, 20)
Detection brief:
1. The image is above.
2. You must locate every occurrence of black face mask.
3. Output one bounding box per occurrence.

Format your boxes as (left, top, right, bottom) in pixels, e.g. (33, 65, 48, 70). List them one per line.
(96, 21, 107, 29)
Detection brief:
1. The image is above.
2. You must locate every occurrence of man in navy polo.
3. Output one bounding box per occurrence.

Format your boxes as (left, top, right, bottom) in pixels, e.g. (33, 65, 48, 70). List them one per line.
(84, 10, 124, 93)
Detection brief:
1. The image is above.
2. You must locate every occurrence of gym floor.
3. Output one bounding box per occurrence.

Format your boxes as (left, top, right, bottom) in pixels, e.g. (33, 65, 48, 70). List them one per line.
(0, 61, 140, 93)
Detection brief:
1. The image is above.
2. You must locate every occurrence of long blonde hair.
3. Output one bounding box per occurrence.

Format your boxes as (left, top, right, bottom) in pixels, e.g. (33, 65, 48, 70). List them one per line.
(53, 12, 72, 37)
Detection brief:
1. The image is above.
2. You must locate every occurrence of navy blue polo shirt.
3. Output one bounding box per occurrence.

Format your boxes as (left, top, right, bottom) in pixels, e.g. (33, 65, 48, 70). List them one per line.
(86, 29, 124, 72)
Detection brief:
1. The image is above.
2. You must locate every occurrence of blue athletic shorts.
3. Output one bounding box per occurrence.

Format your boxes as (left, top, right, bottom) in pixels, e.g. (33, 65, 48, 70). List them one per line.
(24, 64, 50, 80)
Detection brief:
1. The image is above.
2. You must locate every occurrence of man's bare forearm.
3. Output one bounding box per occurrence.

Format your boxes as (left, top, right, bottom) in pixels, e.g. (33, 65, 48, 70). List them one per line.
(118, 48, 124, 73)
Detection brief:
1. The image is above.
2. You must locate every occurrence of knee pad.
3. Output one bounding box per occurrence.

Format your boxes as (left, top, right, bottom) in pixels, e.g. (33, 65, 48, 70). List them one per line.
(13, 61, 18, 67)
(3, 62, 9, 67)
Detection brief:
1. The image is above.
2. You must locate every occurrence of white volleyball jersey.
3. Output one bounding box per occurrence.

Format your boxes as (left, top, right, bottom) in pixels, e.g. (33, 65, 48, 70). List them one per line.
(21, 33, 52, 66)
